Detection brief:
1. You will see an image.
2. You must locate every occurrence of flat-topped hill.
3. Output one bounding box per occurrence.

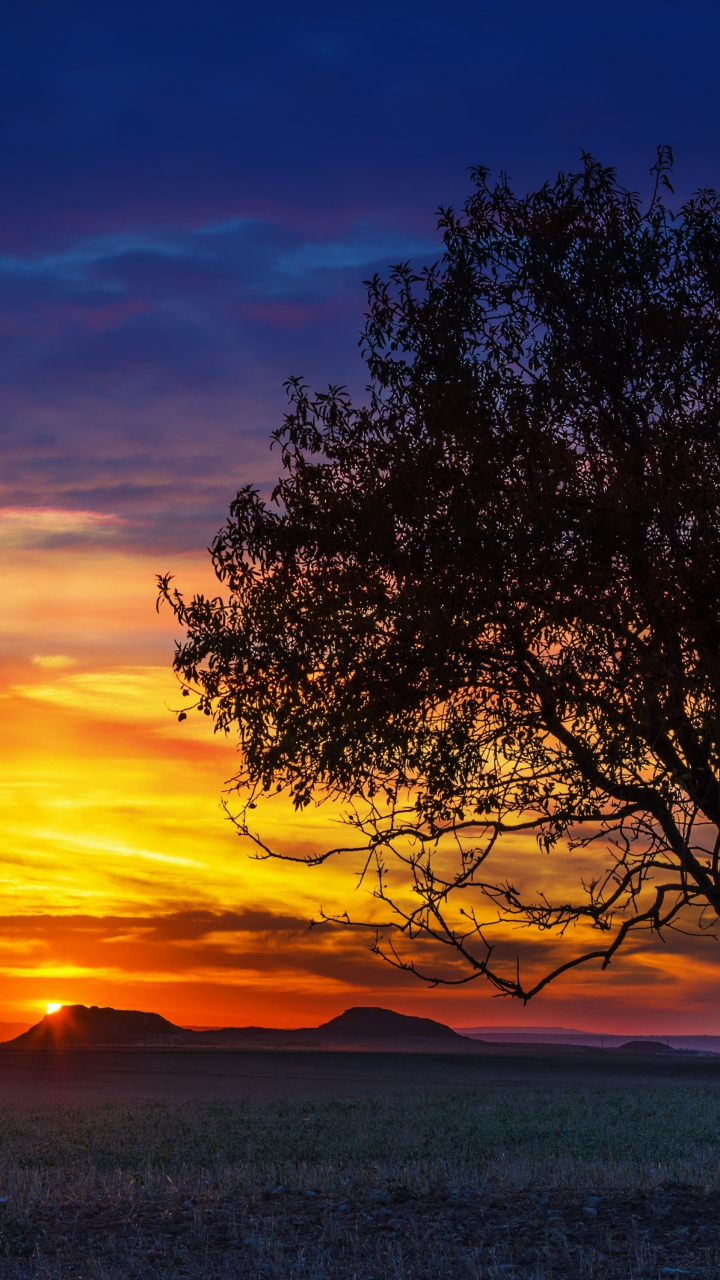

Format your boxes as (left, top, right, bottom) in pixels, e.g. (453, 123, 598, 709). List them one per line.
(317, 1006, 462, 1039)
(2, 1003, 464, 1048)
(2, 1003, 461, 1044)
(11, 1005, 182, 1047)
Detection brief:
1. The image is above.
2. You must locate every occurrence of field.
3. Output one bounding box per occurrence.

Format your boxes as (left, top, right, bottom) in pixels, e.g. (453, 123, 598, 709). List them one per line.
(1, 1086, 720, 1278)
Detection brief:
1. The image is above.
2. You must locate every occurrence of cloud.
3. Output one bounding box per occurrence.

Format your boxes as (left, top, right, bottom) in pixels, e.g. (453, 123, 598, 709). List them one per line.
(0, 216, 438, 297)
(31, 654, 79, 670)
(25, 831, 205, 871)
(140, 909, 311, 940)
(0, 911, 372, 994)
(12, 663, 236, 747)
(0, 907, 716, 1011)
(1, 904, 720, 1031)
(0, 212, 439, 550)
(14, 665, 179, 723)
(276, 230, 438, 277)
(0, 229, 207, 288)
(0, 507, 125, 549)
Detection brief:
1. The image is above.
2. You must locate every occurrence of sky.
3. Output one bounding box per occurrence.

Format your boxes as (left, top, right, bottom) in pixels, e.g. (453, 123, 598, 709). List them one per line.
(3, 0, 720, 1032)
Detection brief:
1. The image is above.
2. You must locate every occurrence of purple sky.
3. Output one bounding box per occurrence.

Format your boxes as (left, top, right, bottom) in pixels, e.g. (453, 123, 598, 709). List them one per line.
(3, 0, 720, 554)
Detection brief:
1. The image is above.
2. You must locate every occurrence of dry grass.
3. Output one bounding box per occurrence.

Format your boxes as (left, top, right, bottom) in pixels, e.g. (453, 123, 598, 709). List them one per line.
(1, 1086, 719, 1276)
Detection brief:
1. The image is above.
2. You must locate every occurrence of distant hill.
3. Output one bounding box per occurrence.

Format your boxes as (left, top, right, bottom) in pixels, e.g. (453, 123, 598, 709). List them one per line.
(459, 1025, 586, 1038)
(1, 1003, 464, 1048)
(9, 1005, 182, 1047)
(458, 1026, 719, 1052)
(616, 1039, 697, 1055)
(4, 1005, 717, 1054)
(5, 1006, 715, 1055)
(317, 1006, 462, 1039)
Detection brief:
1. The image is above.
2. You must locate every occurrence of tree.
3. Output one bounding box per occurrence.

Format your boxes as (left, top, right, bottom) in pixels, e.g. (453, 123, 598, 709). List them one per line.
(159, 148, 720, 1001)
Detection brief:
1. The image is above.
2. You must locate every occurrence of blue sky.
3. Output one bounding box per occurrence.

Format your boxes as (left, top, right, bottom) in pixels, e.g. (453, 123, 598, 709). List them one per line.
(3, 0, 720, 552)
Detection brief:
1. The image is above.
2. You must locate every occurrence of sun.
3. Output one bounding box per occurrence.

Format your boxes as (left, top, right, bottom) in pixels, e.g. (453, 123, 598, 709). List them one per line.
(45, 1003, 63, 1015)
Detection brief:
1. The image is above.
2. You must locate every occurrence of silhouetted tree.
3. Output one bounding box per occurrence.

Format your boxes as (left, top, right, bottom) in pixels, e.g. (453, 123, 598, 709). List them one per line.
(160, 148, 720, 1000)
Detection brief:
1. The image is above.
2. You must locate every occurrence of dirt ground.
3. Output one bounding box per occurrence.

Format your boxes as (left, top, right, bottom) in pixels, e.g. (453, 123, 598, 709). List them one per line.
(1, 1174, 717, 1278)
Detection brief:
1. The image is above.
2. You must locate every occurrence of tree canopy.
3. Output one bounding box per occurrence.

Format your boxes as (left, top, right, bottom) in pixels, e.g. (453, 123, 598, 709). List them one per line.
(160, 148, 720, 1000)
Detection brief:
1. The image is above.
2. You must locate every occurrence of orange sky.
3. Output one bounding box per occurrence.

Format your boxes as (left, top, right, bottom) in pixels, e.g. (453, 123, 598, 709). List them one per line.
(3, 519, 720, 1034)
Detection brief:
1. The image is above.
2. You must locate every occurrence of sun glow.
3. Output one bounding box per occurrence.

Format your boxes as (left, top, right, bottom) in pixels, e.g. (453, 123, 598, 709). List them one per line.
(0, 545, 717, 1032)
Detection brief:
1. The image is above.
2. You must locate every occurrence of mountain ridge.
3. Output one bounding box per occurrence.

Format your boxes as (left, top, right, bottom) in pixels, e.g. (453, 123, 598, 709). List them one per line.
(6, 1006, 714, 1055)
(4, 1003, 467, 1048)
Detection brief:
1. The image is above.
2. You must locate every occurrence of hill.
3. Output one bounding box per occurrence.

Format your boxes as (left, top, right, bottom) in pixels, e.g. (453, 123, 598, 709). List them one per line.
(10, 1005, 183, 1047)
(615, 1039, 698, 1055)
(2, 1003, 464, 1048)
(317, 1006, 462, 1039)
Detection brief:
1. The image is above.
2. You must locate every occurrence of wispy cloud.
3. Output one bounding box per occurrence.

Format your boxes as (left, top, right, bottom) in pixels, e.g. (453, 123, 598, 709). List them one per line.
(31, 654, 79, 670)
(276, 230, 438, 276)
(13, 665, 180, 725)
(0, 223, 250, 288)
(26, 831, 205, 870)
(0, 234, 190, 288)
(0, 218, 439, 294)
(0, 507, 125, 549)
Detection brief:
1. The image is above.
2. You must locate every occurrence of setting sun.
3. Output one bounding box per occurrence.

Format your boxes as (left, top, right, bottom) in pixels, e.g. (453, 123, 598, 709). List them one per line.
(45, 1003, 63, 1015)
